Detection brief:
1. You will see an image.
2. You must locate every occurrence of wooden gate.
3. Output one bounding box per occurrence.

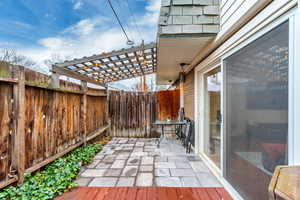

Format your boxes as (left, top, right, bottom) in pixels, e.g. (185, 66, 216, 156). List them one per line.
(108, 91, 157, 137)
(108, 90, 180, 138)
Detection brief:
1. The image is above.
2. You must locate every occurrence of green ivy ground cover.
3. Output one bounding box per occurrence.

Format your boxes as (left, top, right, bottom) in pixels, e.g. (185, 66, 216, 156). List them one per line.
(0, 143, 102, 200)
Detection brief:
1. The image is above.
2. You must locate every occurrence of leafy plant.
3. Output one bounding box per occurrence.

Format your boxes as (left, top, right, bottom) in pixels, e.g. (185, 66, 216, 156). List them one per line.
(0, 143, 102, 200)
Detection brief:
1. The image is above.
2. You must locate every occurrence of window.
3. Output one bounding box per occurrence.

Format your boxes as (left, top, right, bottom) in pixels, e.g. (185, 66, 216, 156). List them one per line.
(224, 21, 289, 200)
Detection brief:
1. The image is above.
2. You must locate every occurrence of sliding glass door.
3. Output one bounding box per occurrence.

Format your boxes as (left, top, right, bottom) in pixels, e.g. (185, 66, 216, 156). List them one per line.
(224, 21, 289, 200)
(204, 67, 222, 168)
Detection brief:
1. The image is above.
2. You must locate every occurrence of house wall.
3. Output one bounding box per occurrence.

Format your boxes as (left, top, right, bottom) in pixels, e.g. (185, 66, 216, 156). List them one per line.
(220, 0, 265, 35)
(173, 69, 195, 120)
(183, 69, 195, 120)
(158, 0, 220, 35)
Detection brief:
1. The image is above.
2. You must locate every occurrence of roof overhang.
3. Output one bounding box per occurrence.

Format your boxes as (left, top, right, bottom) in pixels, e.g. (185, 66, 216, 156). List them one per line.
(52, 43, 157, 86)
(157, 35, 214, 85)
(156, 0, 220, 85)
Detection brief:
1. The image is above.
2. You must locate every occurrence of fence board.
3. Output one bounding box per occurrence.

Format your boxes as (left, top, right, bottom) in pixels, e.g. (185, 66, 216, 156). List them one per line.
(0, 82, 13, 184)
(87, 96, 108, 135)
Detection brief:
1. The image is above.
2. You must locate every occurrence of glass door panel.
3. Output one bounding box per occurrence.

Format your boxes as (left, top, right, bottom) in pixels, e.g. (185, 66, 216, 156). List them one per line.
(204, 67, 222, 168)
(224, 21, 289, 200)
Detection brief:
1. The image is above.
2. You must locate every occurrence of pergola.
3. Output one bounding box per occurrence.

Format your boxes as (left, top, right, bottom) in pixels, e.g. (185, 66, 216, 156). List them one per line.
(52, 42, 157, 87)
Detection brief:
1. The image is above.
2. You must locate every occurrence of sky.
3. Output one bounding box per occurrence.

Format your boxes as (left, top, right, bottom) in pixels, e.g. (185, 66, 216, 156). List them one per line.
(0, 0, 160, 89)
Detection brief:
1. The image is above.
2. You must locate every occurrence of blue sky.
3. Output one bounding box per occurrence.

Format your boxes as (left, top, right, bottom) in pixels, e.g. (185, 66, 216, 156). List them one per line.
(0, 0, 159, 69)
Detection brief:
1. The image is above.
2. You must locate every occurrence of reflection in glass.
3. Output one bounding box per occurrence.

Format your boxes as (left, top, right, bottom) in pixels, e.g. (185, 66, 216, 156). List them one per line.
(224, 21, 289, 200)
(204, 67, 221, 168)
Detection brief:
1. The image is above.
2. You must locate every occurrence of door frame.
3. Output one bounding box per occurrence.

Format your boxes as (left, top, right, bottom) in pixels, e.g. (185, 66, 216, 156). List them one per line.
(195, 63, 223, 175)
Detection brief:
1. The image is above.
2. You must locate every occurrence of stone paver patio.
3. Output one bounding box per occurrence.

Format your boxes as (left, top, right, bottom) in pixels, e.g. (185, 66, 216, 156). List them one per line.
(76, 138, 222, 187)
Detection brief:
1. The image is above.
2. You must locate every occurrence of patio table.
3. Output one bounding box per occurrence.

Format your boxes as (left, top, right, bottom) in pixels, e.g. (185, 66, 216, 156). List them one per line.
(153, 120, 186, 148)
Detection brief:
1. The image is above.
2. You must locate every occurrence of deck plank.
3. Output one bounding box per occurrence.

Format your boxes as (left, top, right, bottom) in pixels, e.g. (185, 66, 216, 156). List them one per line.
(56, 187, 232, 200)
(166, 187, 178, 200)
(103, 187, 119, 200)
(113, 187, 128, 200)
(216, 188, 233, 200)
(126, 187, 138, 200)
(177, 187, 200, 200)
(136, 187, 148, 200)
(93, 187, 110, 200)
(147, 187, 159, 200)
(157, 187, 169, 200)
(206, 188, 222, 200)
(194, 187, 212, 200)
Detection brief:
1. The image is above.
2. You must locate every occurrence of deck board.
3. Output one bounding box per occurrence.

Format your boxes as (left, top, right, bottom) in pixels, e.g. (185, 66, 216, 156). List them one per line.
(194, 188, 211, 200)
(56, 187, 232, 200)
(206, 188, 222, 200)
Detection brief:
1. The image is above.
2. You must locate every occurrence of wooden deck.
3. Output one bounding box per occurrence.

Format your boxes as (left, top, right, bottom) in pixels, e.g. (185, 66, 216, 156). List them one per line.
(56, 187, 233, 200)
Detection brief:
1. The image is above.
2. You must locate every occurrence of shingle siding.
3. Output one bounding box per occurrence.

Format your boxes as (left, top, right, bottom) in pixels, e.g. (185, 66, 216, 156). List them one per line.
(158, 0, 220, 35)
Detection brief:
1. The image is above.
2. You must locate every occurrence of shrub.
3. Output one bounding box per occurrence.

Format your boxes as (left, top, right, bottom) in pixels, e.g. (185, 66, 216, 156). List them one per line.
(0, 143, 102, 200)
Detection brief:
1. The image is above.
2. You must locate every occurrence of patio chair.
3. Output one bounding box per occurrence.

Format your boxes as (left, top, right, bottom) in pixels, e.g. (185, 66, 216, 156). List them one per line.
(175, 107, 185, 140)
(186, 120, 195, 153)
(182, 118, 191, 148)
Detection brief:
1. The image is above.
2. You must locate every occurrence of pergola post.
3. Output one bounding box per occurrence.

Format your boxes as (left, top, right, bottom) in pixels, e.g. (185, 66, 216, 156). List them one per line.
(81, 81, 88, 145)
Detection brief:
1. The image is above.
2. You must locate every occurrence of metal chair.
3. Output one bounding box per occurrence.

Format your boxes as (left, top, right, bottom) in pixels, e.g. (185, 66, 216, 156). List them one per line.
(186, 120, 195, 153)
(182, 118, 191, 148)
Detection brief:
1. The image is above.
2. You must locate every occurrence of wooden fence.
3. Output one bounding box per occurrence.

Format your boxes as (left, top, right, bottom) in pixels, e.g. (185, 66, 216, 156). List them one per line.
(108, 90, 180, 137)
(0, 63, 108, 189)
(108, 91, 157, 137)
(157, 90, 180, 121)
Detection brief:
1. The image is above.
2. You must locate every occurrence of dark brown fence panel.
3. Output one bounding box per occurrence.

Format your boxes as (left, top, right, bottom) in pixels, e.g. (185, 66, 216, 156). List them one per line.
(108, 91, 157, 137)
(0, 82, 13, 184)
(86, 96, 108, 135)
(157, 89, 180, 120)
(24, 87, 83, 169)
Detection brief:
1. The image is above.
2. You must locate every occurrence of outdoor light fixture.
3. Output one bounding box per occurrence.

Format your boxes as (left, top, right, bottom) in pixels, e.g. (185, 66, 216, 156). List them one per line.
(180, 62, 188, 70)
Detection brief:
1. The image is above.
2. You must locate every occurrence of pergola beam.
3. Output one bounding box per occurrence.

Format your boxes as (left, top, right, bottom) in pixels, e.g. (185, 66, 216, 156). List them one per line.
(52, 43, 157, 85)
(55, 43, 156, 68)
(52, 65, 105, 87)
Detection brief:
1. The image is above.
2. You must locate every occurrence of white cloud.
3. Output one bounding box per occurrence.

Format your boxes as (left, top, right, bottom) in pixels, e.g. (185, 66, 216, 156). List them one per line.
(136, 0, 161, 26)
(146, 0, 161, 12)
(64, 17, 108, 36)
(39, 37, 72, 51)
(73, 0, 83, 10)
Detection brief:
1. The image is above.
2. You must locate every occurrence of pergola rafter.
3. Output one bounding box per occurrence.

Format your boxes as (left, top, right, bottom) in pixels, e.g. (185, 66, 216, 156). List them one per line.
(52, 43, 157, 86)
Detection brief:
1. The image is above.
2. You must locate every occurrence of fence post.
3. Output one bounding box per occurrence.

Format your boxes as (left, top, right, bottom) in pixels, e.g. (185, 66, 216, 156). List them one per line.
(13, 66, 26, 184)
(81, 81, 87, 145)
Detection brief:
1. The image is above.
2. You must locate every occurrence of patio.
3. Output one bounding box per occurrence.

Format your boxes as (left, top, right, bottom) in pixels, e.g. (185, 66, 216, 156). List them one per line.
(75, 138, 222, 187)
